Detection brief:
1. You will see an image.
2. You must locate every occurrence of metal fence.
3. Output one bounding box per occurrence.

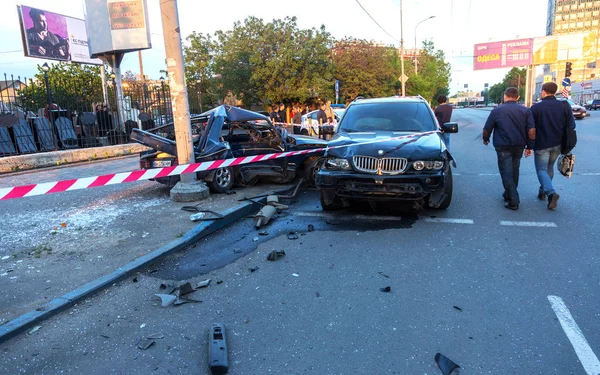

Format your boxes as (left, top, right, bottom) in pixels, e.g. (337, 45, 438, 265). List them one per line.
(0, 73, 212, 158)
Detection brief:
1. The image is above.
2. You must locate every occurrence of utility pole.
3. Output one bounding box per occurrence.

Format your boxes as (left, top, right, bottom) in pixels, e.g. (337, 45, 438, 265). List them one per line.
(160, 0, 207, 201)
(138, 51, 145, 81)
(400, 0, 405, 96)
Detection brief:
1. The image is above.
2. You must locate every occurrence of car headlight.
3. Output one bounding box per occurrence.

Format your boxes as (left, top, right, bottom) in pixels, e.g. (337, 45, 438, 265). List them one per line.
(326, 158, 351, 170)
(412, 161, 444, 170)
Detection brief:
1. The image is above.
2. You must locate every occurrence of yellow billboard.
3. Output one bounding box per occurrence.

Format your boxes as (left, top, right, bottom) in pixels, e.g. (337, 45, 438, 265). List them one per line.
(533, 32, 598, 65)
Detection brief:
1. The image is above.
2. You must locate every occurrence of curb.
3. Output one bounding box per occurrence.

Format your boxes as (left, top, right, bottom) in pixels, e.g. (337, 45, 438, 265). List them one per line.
(0, 197, 265, 344)
(0, 144, 151, 174)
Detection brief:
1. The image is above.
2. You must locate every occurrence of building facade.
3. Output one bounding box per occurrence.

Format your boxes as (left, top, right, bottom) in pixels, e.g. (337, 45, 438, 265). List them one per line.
(546, 0, 600, 101)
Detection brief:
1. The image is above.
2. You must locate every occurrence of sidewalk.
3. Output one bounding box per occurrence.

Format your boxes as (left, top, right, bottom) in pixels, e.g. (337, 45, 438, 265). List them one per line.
(0, 161, 287, 330)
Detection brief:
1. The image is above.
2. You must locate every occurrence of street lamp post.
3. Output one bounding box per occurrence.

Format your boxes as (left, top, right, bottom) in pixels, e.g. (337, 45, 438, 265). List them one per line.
(414, 16, 435, 74)
(41, 63, 51, 107)
(400, 0, 405, 96)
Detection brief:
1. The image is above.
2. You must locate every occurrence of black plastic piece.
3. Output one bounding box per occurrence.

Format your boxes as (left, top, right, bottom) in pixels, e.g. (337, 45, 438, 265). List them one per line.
(209, 323, 228, 374)
(434, 352, 460, 375)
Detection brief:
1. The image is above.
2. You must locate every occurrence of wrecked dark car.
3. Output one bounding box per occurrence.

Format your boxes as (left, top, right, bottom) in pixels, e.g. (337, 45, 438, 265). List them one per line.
(315, 96, 458, 210)
(131, 105, 327, 192)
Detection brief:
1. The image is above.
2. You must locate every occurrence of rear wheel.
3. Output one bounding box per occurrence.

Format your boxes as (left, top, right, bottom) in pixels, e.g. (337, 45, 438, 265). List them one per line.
(207, 167, 235, 193)
(300, 128, 309, 136)
(320, 189, 343, 211)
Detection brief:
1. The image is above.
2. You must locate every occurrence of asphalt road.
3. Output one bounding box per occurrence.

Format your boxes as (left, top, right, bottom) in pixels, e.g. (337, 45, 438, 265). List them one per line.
(1, 109, 599, 374)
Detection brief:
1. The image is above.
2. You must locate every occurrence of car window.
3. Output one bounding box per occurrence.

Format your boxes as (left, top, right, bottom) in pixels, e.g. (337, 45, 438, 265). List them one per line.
(339, 102, 437, 132)
(309, 112, 318, 120)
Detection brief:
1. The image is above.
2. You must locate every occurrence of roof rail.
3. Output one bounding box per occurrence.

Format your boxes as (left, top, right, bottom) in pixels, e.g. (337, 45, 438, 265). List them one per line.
(353, 96, 365, 102)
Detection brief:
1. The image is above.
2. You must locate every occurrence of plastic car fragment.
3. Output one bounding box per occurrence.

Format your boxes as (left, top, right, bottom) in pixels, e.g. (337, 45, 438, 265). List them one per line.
(434, 353, 460, 375)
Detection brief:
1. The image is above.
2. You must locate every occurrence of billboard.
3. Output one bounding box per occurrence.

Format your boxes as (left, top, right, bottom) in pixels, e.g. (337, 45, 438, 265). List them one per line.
(532, 32, 598, 65)
(17, 5, 102, 65)
(84, 0, 151, 57)
(473, 38, 533, 70)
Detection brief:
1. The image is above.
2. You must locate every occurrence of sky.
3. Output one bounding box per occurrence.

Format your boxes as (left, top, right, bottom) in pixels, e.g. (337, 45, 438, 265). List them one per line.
(1, 0, 549, 95)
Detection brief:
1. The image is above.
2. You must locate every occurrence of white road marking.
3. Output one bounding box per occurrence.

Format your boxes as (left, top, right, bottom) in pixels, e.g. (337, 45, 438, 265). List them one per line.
(424, 218, 474, 224)
(580, 173, 600, 176)
(500, 220, 557, 228)
(478, 173, 499, 176)
(548, 295, 600, 375)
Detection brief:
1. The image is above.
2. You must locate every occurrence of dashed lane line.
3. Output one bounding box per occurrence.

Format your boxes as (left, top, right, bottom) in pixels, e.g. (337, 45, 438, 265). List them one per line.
(500, 220, 557, 228)
(548, 295, 600, 375)
(424, 218, 474, 224)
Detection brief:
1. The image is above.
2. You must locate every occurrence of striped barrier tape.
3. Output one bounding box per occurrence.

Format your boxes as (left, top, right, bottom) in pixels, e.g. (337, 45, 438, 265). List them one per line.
(0, 130, 439, 201)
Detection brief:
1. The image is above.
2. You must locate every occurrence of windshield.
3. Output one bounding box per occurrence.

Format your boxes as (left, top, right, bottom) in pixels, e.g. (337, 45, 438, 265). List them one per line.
(339, 102, 437, 133)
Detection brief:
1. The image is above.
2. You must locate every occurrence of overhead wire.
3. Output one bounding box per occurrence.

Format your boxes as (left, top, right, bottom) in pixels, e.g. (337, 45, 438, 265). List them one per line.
(353, 0, 400, 44)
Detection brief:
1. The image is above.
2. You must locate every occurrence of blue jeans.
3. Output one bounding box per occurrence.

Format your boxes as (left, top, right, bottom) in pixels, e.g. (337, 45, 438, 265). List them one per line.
(496, 146, 523, 206)
(442, 133, 450, 150)
(534, 145, 561, 196)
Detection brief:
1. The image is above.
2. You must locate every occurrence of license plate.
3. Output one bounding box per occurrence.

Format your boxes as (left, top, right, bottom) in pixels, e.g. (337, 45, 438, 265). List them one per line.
(152, 160, 172, 167)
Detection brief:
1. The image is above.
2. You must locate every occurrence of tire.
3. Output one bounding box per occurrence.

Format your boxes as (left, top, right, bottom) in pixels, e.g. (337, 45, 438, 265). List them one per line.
(320, 189, 343, 211)
(436, 167, 453, 209)
(300, 129, 309, 136)
(303, 157, 323, 187)
(207, 167, 234, 193)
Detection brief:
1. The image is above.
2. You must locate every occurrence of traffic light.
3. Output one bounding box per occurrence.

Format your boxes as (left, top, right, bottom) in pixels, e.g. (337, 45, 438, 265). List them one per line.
(565, 61, 572, 77)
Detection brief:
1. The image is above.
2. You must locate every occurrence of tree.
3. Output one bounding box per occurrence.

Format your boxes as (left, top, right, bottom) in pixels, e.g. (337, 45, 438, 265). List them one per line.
(19, 62, 103, 113)
(406, 40, 451, 105)
(331, 38, 400, 102)
(487, 67, 526, 104)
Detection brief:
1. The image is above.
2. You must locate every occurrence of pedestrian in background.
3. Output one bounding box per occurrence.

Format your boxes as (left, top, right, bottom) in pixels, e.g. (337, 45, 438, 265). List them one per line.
(324, 100, 335, 124)
(316, 102, 327, 125)
(530, 82, 576, 210)
(434, 95, 453, 149)
(482, 87, 536, 210)
(270, 105, 282, 124)
(292, 105, 302, 134)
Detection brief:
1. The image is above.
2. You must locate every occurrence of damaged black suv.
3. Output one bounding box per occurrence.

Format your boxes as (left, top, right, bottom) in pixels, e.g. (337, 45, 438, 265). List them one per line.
(315, 96, 458, 210)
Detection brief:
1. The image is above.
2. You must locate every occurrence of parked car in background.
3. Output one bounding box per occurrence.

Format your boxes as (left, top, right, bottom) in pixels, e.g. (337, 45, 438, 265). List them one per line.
(316, 96, 458, 211)
(559, 99, 587, 120)
(585, 99, 600, 110)
(131, 105, 327, 192)
(299, 108, 345, 136)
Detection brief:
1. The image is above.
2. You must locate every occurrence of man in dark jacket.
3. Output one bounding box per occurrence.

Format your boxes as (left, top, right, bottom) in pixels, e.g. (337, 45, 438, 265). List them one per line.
(483, 87, 536, 210)
(434, 95, 453, 149)
(530, 82, 576, 210)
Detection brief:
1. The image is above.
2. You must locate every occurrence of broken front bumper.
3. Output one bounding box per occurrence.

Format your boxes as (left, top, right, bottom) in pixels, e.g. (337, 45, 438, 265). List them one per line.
(315, 169, 445, 200)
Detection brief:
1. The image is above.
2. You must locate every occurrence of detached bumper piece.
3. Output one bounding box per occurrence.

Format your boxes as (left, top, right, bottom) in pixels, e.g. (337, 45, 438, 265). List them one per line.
(208, 323, 229, 374)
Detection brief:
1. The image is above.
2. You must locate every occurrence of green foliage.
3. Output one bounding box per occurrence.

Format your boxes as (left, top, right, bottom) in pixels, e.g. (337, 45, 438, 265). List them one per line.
(406, 40, 451, 105)
(487, 67, 526, 104)
(18, 62, 104, 112)
(332, 38, 400, 102)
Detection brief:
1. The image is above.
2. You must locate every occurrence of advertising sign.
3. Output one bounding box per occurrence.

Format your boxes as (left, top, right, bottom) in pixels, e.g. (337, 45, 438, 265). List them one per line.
(532, 32, 597, 65)
(17, 5, 102, 65)
(85, 0, 151, 57)
(473, 38, 533, 70)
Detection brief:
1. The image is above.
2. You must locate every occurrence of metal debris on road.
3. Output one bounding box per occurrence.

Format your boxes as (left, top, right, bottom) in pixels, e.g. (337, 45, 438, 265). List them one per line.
(258, 231, 269, 236)
(137, 337, 155, 350)
(195, 279, 211, 289)
(155, 294, 177, 307)
(27, 326, 41, 335)
(453, 306, 463, 312)
(208, 323, 229, 375)
(378, 272, 390, 278)
(254, 205, 277, 228)
(249, 266, 259, 273)
(287, 232, 299, 240)
(434, 353, 460, 375)
(380, 286, 391, 292)
(308, 224, 315, 232)
(291, 273, 299, 277)
(267, 250, 286, 261)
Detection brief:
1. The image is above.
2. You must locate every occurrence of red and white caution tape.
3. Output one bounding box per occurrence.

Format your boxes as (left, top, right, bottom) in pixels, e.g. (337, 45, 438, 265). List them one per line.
(0, 131, 438, 201)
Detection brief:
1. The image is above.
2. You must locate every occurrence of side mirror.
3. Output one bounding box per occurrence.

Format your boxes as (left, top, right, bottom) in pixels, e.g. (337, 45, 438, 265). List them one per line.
(442, 122, 458, 133)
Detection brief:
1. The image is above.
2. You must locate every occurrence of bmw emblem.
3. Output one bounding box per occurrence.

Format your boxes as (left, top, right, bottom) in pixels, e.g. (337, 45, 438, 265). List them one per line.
(378, 150, 384, 156)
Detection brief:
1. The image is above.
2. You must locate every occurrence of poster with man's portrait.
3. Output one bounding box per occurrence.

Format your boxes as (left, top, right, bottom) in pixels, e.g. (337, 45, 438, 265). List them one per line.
(17, 5, 101, 64)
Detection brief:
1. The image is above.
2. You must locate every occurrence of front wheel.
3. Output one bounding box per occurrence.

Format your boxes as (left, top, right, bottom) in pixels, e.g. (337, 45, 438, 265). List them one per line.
(303, 157, 323, 187)
(436, 168, 453, 209)
(207, 167, 235, 193)
(320, 189, 343, 211)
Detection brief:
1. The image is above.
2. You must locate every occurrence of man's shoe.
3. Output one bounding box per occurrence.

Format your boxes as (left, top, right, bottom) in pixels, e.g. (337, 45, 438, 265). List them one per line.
(537, 192, 547, 201)
(504, 203, 519, 211)
(547, 193, 560, 210)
